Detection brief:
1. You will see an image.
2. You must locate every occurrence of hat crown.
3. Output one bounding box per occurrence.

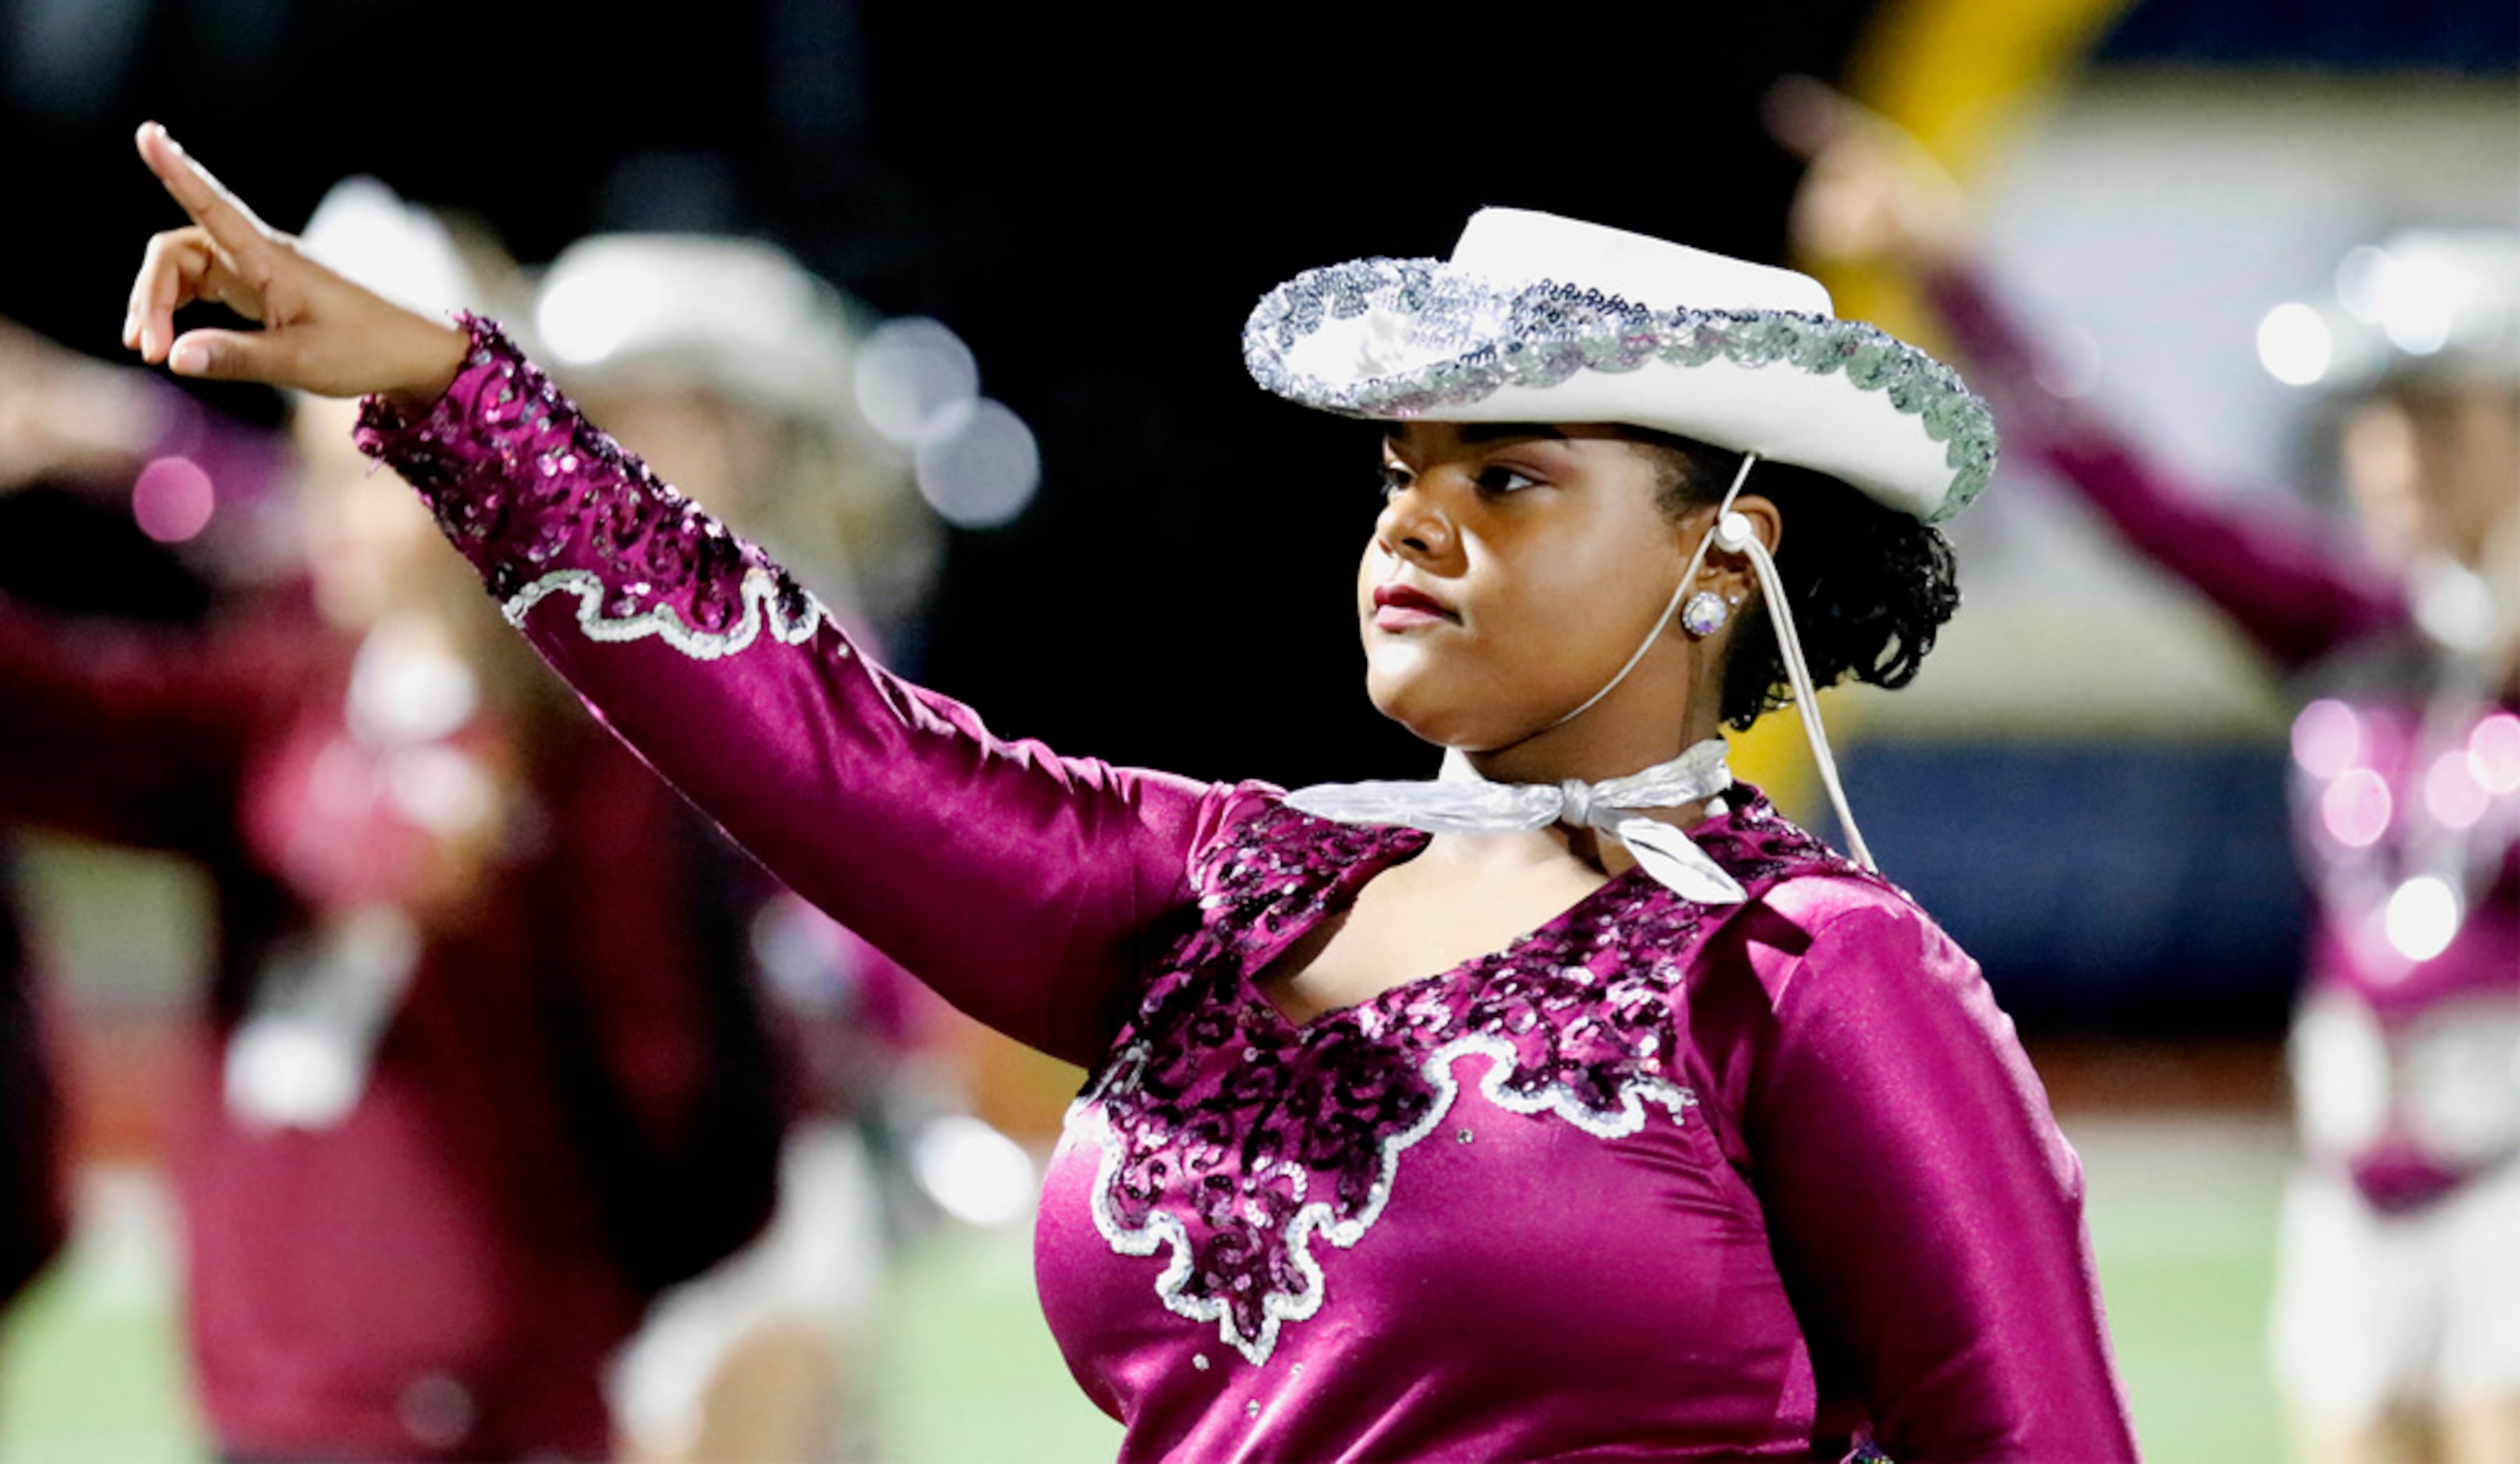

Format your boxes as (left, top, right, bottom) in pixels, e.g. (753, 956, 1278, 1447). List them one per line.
(1449, 207, 1833, 319)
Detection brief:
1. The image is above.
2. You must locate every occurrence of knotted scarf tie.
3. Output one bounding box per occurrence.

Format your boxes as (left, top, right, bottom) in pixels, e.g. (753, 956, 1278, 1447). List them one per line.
(1283, 740, 1746, 905)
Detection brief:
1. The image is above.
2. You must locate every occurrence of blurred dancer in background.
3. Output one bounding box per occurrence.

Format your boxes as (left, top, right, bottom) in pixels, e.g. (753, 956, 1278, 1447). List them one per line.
(0, 887, 65, 1314)
(0, 186, 787, 1461)
(1777, 83, 2520, 1464)
(528, 232, 951, 1464)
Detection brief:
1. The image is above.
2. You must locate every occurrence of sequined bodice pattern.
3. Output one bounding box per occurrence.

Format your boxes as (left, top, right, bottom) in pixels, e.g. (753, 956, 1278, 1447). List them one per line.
(1080, 798, 1836, 1367)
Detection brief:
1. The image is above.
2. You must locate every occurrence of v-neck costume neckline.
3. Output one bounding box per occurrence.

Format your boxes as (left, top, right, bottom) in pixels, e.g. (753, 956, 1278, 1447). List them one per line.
(1233, 821, 1660, 1036)
(1060, 784, 1855, 1377)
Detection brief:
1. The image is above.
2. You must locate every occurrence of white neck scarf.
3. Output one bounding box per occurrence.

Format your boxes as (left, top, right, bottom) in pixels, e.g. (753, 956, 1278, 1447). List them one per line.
(1283, 738, 1747, 905)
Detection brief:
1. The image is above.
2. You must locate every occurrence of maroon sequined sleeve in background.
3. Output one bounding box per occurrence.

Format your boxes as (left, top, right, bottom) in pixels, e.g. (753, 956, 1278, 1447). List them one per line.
(356, 317, 1258, 1068)
(0, 895, 65, 1308)
(1923, 266, 2406, 671)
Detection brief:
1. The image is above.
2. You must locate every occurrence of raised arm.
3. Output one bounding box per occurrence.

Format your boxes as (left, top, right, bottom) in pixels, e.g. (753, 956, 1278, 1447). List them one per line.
(1726, 886, 2138, 1460)
(1921, 265, 2403, 669)
(121, 125, 1256, 1065)
(1773, 80, 2405, 672)
(362, 327, 1253, 1061)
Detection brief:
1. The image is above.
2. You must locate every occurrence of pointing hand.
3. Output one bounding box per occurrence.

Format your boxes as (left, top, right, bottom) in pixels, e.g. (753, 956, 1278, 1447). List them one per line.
(124, 123, 467, 413)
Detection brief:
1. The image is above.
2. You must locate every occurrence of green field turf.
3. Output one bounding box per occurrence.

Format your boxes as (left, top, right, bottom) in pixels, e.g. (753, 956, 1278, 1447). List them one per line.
(2, 1112, 2289, 1463)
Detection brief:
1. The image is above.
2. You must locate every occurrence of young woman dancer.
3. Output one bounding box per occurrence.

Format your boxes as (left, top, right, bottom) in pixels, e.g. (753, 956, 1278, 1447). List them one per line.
(120, 123, 2136, 1461)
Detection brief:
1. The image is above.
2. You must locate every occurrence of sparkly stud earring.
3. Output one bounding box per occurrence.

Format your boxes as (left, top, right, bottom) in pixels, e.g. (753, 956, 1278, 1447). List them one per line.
(1680, 590, 1731, 638)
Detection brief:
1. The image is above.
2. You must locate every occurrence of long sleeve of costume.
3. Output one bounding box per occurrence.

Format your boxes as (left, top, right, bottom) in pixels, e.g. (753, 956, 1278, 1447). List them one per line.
(356, 320, 1254, 1067)
(1732, 884, 2137, 1460)
(1925, 265, 2402, 671)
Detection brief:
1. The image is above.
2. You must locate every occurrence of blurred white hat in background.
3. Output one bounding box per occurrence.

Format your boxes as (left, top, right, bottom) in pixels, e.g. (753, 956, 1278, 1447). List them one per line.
(300, 176, 484, 320)
(2260, 228, 2520, 393)
(533, 235, 1039, 534)
(534, 234, 857, 427)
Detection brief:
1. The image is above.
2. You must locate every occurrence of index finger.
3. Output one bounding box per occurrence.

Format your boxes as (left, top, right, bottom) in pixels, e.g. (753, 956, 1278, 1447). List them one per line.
(135, 122, 278, 262)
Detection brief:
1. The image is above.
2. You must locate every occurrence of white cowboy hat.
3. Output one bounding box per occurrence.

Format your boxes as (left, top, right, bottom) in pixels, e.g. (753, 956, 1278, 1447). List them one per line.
(1244, 207, 1996, 524)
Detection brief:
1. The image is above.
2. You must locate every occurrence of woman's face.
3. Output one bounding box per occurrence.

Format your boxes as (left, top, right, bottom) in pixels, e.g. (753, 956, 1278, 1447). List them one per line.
(1359, 421, 1695, 753)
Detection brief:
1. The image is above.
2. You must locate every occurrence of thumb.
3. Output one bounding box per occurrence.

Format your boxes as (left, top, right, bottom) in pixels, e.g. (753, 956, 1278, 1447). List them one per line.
(168, 327, 296, 385)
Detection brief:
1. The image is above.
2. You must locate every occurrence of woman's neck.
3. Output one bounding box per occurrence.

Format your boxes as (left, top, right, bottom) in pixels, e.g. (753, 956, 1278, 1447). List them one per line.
(1460, 698, 1725, 787)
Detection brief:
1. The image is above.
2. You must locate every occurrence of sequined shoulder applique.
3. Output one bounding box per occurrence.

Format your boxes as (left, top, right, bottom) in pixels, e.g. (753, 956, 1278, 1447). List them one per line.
(356, 317, 827, 661)
(1072, 792, 1852, 1364)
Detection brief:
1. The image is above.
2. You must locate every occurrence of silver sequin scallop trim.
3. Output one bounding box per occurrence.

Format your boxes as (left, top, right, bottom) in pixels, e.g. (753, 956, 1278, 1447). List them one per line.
(1074, 1032, 1697, 1367)
(1241, 257, 1998, 524)
(501, 564, 833, 661)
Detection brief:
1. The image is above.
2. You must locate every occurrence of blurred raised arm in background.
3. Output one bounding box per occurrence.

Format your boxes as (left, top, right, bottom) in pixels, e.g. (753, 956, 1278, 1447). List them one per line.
(1777, 79, 2520, 1464)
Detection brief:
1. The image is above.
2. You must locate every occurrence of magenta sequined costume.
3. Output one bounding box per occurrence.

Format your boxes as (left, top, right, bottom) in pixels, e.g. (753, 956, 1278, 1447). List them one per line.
(357, 320, 2136, 1462)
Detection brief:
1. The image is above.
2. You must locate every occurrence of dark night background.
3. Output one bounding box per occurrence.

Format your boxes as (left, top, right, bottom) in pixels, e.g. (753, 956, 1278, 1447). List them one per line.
(1, 0, 2511, 1034)
(0, 0, 1891, 790)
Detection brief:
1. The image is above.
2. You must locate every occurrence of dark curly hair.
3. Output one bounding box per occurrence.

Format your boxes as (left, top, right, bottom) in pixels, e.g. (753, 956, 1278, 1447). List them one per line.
(1632, 430, 1962, 731)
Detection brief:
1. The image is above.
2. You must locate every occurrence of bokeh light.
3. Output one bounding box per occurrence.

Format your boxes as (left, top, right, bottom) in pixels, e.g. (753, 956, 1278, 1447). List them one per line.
(2471, 713, 2520, 794)
(2423, 749, 2489, 829)
(2256, 302, 2332, 386)
(2290, 698, 2361, 779)
(908, 1114, 1035, 1227)
(915, 398, 1040, 530)
(2320, 769, 2391, 848)
(130, 456, 214, 544)
(2383, 875, 2461, 963)
(854, 318, 982, 449)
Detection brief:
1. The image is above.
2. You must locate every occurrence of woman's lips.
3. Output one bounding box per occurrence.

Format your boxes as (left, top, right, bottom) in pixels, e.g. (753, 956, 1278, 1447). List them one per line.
(1371, 583, 1457, 631)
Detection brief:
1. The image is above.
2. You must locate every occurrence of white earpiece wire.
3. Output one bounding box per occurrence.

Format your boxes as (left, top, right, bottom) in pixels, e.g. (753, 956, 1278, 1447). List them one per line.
(1538, 448, 1876, 872)
(1722, 513, 1876, 871)
(1545, 453, 1761, 730)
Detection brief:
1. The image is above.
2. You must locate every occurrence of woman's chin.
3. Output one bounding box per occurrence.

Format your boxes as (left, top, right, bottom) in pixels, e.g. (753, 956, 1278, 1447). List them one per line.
(1364, 674, 1503, 752)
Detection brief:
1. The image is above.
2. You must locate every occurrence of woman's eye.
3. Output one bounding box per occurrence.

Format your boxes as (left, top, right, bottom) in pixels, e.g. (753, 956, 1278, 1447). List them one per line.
(1377, 465, 1413, 500)
(1475, 465, 1538, 496)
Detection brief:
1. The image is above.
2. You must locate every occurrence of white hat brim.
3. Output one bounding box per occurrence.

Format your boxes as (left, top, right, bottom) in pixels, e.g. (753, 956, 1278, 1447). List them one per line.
(1243, 254, 1997, 524)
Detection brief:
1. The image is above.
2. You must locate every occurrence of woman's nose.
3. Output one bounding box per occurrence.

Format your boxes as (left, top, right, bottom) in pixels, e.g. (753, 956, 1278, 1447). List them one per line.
(1375, 478, 1455, 562)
